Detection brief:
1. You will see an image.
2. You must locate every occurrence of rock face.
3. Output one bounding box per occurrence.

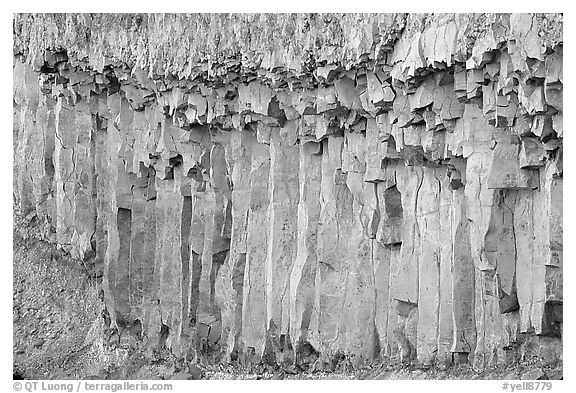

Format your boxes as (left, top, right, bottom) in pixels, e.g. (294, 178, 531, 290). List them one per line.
(13, 13, 563, 370)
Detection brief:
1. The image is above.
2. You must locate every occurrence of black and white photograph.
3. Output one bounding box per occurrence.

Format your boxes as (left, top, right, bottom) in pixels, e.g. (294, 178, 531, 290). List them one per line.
(9, 6, 566, 388)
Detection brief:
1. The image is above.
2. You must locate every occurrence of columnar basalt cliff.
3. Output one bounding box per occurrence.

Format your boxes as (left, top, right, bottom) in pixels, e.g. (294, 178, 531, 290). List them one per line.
(13, 13, 563, 371)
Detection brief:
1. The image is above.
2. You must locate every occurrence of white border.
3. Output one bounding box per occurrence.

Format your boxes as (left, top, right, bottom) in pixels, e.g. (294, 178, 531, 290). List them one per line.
(1, 5, 571, 393)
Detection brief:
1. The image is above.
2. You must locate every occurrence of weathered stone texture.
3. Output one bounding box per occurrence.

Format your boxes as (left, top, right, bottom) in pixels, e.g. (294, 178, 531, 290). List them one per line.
(13, 13, 562, 369)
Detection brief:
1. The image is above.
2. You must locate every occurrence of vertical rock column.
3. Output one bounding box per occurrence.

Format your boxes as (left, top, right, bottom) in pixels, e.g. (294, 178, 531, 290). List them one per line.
(191, 141, 231, 361)
(339, 118, 381, 365)
(532, 162, 563, 339)
(13, 62, 58, 225)
(391, 165, 422, 363)
(242, 140, 270, 361)
(132, 164, 157, 330)
(70, 99, 97, 262)
(53, 98, 96, 258)
(462, 104, 499, 369)
(451, 187, 477, 361)
(153, 173, 184, 354)
(437, 168, 455, 364)
(264, 128, 300, 362)
(93, 93, 110, 276)
(219, 129, 254, 360)
(341, 174, 379, 366)
(99, 94, 121, 330)
(102, 94, 139, 329)
(209, 136, 233, 359)
(415, 167, 442, 365)
(13, 61, 41, 214)
(289, 138, 323, 358)
(515, 189, 536, 333)
(374, 168, 403, 361)
(316, 136, 354, 360)
(128, 109, 160, 330)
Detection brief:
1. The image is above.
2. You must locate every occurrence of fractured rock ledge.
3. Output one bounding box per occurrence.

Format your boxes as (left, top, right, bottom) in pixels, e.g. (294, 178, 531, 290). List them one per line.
(13, 13, 563, 371)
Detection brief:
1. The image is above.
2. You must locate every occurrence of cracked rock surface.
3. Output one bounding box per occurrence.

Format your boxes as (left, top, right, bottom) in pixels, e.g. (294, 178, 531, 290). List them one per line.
(13, 13, 562, 375)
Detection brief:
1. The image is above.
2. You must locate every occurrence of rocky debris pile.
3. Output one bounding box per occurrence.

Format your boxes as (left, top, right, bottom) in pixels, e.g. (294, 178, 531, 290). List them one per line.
(13, 13, 562, 373)
(13, 211, 104, 379)
(201, 359, 563, 380)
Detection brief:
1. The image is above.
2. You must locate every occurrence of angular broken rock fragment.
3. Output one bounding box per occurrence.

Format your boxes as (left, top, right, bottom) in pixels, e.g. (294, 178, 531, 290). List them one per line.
(519, 138, 546, 169)
(334, 76, 357, 108)
(366, 71, 395, 110)
(376, 182, 402, 246)
(518, 83, 546, 115)
(466, 69, 484, 99)
(393, 299, 418, 364)
(488, 138, 539, 190)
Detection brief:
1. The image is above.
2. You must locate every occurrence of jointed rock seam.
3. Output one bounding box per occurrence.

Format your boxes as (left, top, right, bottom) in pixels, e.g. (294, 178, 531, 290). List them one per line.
(13, 13, 563, 370)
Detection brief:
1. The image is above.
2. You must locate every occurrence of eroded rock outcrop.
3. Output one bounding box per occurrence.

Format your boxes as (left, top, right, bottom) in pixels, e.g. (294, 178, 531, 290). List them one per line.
(13, 13, 563, 370)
